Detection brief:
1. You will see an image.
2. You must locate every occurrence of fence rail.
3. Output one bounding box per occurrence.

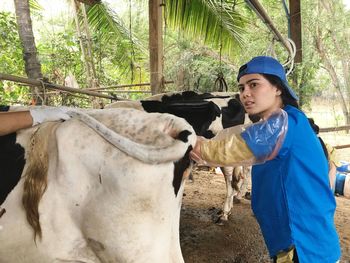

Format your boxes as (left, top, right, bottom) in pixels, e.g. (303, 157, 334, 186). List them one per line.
(319, 125, 350, 150)
(334, 144, 350, 150)
(319, 125, 350, 133)
(0, 72, 175, 99)
(0, 73, 117, 100)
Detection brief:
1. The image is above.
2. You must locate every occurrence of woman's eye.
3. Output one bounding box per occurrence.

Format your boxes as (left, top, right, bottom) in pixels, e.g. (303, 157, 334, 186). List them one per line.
(238, 86, 244, 92)
(250, 82, 258, 88)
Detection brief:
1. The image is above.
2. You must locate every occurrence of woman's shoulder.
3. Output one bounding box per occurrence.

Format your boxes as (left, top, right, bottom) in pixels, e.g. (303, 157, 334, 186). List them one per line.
(284, 105, 303, 115)
(284, 105, 307, 124)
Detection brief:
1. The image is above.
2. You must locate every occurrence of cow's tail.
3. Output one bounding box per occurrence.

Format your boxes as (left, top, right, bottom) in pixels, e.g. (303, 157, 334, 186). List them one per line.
(22, 122, 59, 241)
(68, 110, 197, 164)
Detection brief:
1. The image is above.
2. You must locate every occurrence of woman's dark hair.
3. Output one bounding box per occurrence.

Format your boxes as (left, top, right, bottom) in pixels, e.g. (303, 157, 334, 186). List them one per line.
(262, 74, 299, 109)
(308, 117, 329, 160)
(308, 118, 320, 134)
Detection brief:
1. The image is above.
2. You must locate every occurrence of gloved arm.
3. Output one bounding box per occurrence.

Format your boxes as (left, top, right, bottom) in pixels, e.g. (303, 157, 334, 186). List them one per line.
(29, 107, 71, 126)
(190, 109, 288, 167)
(0, 107, 71, 136)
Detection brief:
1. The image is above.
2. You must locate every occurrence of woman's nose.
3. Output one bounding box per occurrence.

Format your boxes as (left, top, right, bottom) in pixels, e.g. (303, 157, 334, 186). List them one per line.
(241, 86, 251, 97)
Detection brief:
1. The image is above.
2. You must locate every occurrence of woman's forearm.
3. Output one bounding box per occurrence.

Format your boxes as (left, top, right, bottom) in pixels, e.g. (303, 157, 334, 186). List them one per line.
(0, 111, 33, 136)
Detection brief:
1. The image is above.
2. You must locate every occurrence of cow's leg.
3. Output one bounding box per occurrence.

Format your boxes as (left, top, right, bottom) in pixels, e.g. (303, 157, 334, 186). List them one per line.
(50, 245, 102, 263)
(38, 192, 103, 263)
(43, 234, 102, 263)
(216, 166, 250, 225)
(236, 166, 252, 200)
(171, 185, 186, 263)
(215, 166, 235, 225)
(233, 167, 245, 200)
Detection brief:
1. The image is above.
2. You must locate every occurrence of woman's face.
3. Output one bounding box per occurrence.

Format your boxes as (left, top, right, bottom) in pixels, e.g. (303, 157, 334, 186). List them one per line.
(238, 74, 283, 119)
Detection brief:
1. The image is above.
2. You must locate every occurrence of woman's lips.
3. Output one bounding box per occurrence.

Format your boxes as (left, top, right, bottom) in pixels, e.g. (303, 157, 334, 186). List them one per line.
(244, 101, 254, 109)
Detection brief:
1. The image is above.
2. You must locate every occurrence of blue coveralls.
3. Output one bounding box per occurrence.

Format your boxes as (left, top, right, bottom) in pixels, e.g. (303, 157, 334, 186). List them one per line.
(242, 105, 341, 263)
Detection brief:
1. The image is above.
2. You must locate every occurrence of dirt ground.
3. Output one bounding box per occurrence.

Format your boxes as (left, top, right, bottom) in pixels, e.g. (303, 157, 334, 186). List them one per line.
(180, 168, 350, 263)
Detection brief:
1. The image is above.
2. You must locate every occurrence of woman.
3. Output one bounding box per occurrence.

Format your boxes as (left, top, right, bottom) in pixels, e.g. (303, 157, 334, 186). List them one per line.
(190, 56, 341, 263)
(0, 107, 70, 136)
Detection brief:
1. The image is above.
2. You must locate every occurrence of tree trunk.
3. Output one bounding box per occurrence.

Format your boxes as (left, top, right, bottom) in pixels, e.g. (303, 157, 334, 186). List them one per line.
(315, 31, 349, 126)
(316, 0, 350, 126)
(14, 0, 44, 105)
(72, 0, 98, 89)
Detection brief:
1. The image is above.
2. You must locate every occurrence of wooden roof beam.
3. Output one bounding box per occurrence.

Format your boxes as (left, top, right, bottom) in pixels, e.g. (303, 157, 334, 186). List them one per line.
(245, 0, 293, 57)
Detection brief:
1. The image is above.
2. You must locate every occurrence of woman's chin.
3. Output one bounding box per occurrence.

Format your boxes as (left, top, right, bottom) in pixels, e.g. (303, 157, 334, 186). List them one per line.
(245, 108, 258, 116)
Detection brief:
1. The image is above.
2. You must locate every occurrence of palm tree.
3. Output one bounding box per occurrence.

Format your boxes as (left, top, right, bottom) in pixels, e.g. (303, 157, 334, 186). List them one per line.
(84, 0, 247, 93)
(14, 0, 45, 104)
(13, 0, 248, 97)
(85, 0, 247, 57)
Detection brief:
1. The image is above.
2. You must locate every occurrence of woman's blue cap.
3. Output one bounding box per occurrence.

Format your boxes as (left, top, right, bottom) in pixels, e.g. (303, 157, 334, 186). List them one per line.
(237, 56, 298, 100)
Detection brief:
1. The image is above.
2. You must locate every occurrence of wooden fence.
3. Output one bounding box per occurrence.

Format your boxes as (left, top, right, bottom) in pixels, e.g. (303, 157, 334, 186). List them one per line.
(319, 125, 350, 149)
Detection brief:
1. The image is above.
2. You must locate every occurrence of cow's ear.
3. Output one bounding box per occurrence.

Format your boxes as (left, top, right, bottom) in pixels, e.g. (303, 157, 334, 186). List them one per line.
(228, 99, 243, 112)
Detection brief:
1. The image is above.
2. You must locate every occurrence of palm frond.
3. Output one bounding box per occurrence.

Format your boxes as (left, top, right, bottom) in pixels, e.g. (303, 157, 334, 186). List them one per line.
(81, 1, 150, 82)
(165, 0, 248, 56)
(85, 2, 146, 52)
(29, 0, 43, 16)
(29, 0, 42, 10)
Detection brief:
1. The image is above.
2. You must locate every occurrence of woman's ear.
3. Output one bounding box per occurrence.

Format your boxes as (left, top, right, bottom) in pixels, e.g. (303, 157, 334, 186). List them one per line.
(276, 89, 282, 96)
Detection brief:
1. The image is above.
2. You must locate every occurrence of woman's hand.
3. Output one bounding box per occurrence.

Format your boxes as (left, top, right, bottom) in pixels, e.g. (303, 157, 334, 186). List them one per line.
(190, 136, 206, 163)
(30, 107, 71, 126)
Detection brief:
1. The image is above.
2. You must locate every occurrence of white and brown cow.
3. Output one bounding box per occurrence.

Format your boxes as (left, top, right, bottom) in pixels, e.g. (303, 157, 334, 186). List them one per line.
(0, 107, 196, 263)
(106, 91, 255, 224)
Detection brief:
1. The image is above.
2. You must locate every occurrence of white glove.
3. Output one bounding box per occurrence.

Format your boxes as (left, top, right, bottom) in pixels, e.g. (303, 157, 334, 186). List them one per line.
(30, 107, 71, 126)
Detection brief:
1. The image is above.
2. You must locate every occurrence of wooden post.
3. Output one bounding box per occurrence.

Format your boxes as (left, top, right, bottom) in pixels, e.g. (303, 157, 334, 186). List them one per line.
(149, 0, 164, 95)
(289, 0, 302, 63)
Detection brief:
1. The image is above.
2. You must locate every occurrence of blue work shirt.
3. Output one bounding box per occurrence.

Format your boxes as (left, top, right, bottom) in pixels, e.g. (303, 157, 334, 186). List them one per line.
(243, 105, 341, 263)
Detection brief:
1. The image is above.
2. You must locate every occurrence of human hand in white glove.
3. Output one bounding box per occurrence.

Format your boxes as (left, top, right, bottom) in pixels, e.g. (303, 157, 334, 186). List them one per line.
(29, 107, 72, 126)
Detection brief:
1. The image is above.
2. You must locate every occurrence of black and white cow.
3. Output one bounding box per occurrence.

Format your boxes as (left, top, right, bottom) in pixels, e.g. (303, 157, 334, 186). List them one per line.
(0, 107, 196, 262)
(106, 91, 256, 224)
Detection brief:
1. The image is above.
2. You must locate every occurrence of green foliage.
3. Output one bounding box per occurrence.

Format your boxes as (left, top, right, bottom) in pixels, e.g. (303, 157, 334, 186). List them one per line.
(37, 30, 84, 84)
(0, 12, 30, 105)
(0, 12, 24, 75)
(164, 33, 237, 93)
(166, 0, 247, 57)
(1, 0, 349, 113)
(85, 2, 149, 84)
